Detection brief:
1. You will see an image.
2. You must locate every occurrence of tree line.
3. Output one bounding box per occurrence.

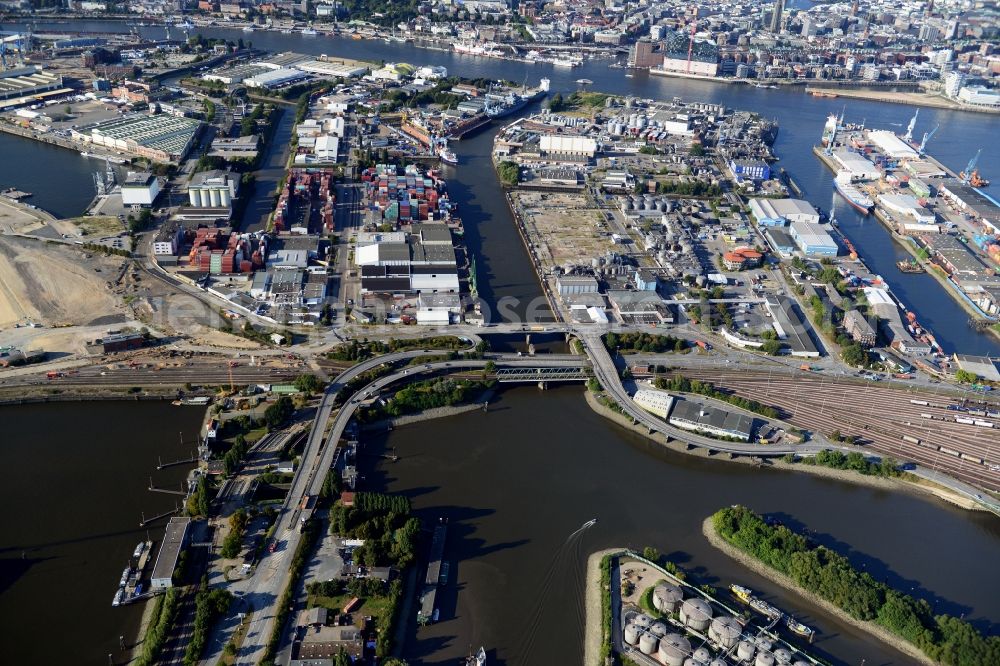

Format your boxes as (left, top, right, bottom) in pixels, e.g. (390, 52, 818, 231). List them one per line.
(604, 332, 688, 353)
(713, 505, 1000, 666)
(653, 375, 780, 420)
(183, 577, 232, 665)
(358, 378, 494, 422)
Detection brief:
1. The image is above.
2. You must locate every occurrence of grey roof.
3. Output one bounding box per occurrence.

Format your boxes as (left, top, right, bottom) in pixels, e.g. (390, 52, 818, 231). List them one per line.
(412, 223, 453, 244)
(151, 517, 191, 583)
(765, 295, 819, 356)
(669, 399, 753, 438)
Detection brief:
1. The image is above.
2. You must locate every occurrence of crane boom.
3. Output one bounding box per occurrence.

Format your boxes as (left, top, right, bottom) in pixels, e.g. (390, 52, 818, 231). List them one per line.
(961, 149, 981, 184)
(917, 125, 939, 155)
(903, 109, 919, 143)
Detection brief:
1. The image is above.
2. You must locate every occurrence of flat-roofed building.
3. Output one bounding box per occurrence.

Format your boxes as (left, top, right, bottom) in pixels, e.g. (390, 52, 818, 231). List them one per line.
(789, 220, 837, 256)
(668, 399, 753, 441)
(151, 516, 191, 589)
(557, 275, 599, 295)
(952, 354, 1000, 382)
(765, 295, 820, 357)
(79, 113, 201, 163)
(121, 172, 160, 207)
(633, 389, 674, 419)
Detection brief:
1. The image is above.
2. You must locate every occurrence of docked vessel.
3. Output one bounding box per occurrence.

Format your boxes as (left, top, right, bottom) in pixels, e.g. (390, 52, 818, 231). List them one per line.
(242, 25, 255, 32)
(112, 589, 124, 607)
(730, 584, 782, 619)
(834, 171, 874, 214)
(438, 145, 458, 165)
(454, 41, 502, 58)
(301, 28, 317, 35)
(484, 79, 549, 119)
(785, 616, 816, 641)
(897, 259, 925, 273)
(552, 56, 581, 68)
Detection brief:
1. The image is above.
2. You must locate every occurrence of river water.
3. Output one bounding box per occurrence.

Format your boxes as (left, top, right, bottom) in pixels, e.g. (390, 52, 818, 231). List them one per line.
(2, 20, 998, 352)
(373, 385, 1000, 666)
(0, 401, 204, 665)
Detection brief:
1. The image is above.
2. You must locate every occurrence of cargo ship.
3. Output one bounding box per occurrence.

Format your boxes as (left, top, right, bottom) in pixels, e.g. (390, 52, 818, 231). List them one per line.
(834, 171, 874, 214)
(484, 79, 550, 119)
(730, 584, 782, 619)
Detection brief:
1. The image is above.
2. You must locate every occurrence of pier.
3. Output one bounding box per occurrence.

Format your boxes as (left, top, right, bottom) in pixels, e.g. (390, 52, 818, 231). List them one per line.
(148, 477, 187, 496)
(156, 454, 198, 470)
(139, 507, 178, 527)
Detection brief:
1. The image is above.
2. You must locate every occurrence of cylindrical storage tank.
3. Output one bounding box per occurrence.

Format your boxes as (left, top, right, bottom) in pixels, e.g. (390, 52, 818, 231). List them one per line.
(736, 641, 756, 662)
(649, 621, 668, 637)
(709, 660, 729, 666)
(624, 623, 640, 645)
(632, 613, 653, 629)
(755, 652, 776, 666)
(189, 189, 199, 206)
(792, 662, 810, 666)
(639, 632, 658, 655)
(209, 188, 221, 207)
(653, 583, 684, 616)
(755, 638, 773, 653)
(709, 616, 742, 649)
(684, 659, 706, 666)
(773, 648, 792, 664)
(680, 598, 713, 632)
(693, 647, 712, 663)
(220, 189, 232, 207)
(656, 634, 691, 666)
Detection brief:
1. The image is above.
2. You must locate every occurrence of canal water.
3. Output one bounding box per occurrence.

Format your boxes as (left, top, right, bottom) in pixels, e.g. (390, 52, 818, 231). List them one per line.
(0, 401, 203, 666)
(2, 20, 997, 352)
(372, 385, 1000, 666)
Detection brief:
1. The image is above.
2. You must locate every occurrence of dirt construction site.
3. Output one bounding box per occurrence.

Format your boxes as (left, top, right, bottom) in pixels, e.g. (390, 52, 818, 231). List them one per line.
(510, 190, 615, 270)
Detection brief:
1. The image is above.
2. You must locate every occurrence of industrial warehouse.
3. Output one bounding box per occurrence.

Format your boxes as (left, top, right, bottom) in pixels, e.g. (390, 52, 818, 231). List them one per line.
(633, 387, 755, 441)
(72, 112, 202, 163)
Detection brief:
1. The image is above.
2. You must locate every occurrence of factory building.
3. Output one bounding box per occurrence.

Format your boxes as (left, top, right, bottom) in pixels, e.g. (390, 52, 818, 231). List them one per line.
(728, 159, 770, 182)
(78, 113, 201, 163)
(538, 134, 598, 159)
(952, 354, 1000, 382)
(150, 517, 191, 589)
(121, 172, 160, 208)
(668, 399, 753, 441)
(765, 295, 820, 357)
(633, 389, 675, 419)
(877, 193, 935, 224)
(243, 67, 311, 89)
(749, 198, 819, 226)
(188, 170, 239, 209)
(0, 65, 65, 102)
(789, 220, 838, 256)
(355, 226, 459, 295)
(556, 275, 599, 295)
(844, 309, 877, 347)
(85, 331, 145, 354)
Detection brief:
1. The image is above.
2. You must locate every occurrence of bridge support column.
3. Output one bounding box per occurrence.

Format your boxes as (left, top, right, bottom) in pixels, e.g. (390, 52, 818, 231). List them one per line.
(537, 381, 548, 390)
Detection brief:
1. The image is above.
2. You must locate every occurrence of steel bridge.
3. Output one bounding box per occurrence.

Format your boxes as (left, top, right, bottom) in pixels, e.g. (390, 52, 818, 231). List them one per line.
(494, 366, 590, 383)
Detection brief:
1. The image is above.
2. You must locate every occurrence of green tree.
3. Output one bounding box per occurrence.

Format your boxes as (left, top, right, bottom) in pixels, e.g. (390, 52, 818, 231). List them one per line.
(842, 343, 867, 367)
(954, 369, 978, 384)
(294, 373, 324, 394)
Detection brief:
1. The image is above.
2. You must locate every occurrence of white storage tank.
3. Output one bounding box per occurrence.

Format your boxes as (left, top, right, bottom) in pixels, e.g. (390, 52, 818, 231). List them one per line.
(209, 188, 221, 207)
(189, 189, 200, 206)
(639, 632, 658, 655)
(680, 598, 713, 632)
(709, 616, 742, 649)
(624, 623, 640, 645)
(736, 641, 756, 662)
(653, 583, 684, 615)
(657, 634, 691, 666)
(755, 652, 776, 666)
(649, 621, 668, 637)
(684, 659, 707, 666)
(633, 613, 653, 629)
(773, 648, 793, 664)
(220, 188, 232, 207)
(709, 660, 729, 666)
(693, 647, 712, 663)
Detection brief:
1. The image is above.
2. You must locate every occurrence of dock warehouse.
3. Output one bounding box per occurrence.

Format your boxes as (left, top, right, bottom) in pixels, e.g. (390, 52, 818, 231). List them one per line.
(789, 220, 838, 256)
(765, 295, 820, 357)
(832, 149, 881, 181)
(749, 198, 819, 226)
(867, 130, 918, 160)
(877, 193, 936, 224)
(939, 181, 1000, 233)
(667, 399, 753, 441)
(150, 517, 191, 589)
(952, 354, 1000, 382)
(77, 113, 201, 163)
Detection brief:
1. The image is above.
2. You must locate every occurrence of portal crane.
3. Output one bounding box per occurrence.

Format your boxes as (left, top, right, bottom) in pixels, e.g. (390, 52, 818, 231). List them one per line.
(960, 149, 981, 185)
(903, 108, 919, 143)
(917, 125, 939, 155)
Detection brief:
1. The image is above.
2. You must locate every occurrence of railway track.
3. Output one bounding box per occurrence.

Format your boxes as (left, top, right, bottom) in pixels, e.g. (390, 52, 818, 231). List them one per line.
(669, 369, 1000, 491)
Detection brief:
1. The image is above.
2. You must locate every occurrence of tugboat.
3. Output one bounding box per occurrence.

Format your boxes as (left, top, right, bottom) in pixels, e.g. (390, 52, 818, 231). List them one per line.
(785, 616, 816, 641)
(896, 259, 925, 273)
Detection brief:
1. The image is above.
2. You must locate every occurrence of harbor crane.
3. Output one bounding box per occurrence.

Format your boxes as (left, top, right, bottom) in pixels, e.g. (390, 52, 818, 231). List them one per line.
(903, 108, 919, 143)
(917, 125, 939, 155)
(959, 149, 989, 188)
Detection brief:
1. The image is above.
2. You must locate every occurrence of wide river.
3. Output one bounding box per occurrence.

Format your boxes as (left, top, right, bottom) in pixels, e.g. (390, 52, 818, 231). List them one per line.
(0, 21, 997, 666)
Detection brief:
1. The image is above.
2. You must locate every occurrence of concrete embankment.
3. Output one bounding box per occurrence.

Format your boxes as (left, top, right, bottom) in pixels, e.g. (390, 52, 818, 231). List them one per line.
(701, 517, 936, 666)
(805, 86, 1000, 114)
(582, 389, 986, 512)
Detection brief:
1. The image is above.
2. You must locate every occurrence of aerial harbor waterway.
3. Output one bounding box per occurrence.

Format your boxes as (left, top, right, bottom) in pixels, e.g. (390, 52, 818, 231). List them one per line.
(2, 20, 998, 352)
(371, 385, 1000, 666)
(0, 401, 203, 666)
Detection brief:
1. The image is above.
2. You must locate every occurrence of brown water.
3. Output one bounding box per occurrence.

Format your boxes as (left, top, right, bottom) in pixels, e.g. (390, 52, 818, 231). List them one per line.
(366, 386, 1000, 666)
(0, 401, 204, 665)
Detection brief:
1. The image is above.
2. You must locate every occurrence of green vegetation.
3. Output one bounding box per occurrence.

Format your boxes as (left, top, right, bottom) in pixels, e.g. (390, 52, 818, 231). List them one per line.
(327, 336, 470, 361)
(760, 338, 784, 356)
(841, 343, 868, 367)
(78, 241, 131, 257)
(655, 179, 723, 197)
(653, 375, 780, 419)
(604, 332, 688, 353)
(795, 449, 901, 477)
(185, 476, 211, 517)
(126, 208, 154, 233)
(600, 554, 613, 664)
(547, 90, 610, 113)
(329, 492, 419, 568)
(264, 395, 294, 429)
(135, 588, 179, 666)
(497, 160, 520, 187)
(223, 434, 249, 477)
(220, 509, 248, 558)
(293, 373, 325, 394)
(713, 506, 1000, 666)
(262, 520, 319, 665)
(954, 369, 979, 384)
(202, 98, 216, 122)
(689, 143, 706, 156)
(357, 378, 495, 422)
(183, 578, 232, 665)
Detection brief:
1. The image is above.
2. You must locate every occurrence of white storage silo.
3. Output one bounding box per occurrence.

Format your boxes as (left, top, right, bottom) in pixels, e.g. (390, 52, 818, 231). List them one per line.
(653, 583, 684, 615)
(220, 188, 232, 207)
(657, 634, 691, 666)
(693, 647, 712, 663)
(632, 613, 653, 629)
(680, 598, 713, 632)
(624, 623, 640, 645)
(736, 641, 756, 662)
(209, 187, 221, 207)
(773, 648, 792, 664)
(189, 189, 199, 206)
(709, 616, 742, 649)
(639, 632, 658, 655)
(755, 652, 776, 666)
(648, 621, 667, 637)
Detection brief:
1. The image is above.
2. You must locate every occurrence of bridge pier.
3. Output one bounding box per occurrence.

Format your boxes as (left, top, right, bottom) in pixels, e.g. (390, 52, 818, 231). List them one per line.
(537, 381, 548, 390)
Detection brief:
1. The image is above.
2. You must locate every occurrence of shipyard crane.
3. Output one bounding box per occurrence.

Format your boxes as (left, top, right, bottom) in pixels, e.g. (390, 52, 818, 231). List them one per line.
(917, 125, 939, 156)
(959, 149, 989, 187)
(902, 108, 919, 143)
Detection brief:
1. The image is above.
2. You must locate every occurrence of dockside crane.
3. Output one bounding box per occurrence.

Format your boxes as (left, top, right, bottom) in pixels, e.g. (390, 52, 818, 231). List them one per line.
(917, 125, 939, 156)
(959, 150, 990, 188)
(903, 108, 919, 143)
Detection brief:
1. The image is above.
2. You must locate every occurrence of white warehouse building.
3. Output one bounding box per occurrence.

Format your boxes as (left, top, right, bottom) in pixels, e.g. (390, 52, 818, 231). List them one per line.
(121, 172, 160, 207)
(539, 134, 597, 158)
(832, 149, 881, 180)
(633, 389, 675, 419)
